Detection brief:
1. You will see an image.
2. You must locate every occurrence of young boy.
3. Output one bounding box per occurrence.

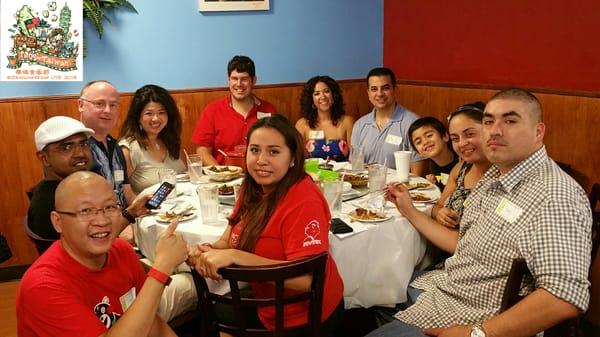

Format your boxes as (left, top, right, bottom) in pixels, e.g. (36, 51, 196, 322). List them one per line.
(408, 117, 458, 189)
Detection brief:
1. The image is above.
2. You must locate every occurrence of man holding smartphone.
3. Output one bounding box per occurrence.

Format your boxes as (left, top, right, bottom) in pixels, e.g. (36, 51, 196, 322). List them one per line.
(18, 171, 188, 337)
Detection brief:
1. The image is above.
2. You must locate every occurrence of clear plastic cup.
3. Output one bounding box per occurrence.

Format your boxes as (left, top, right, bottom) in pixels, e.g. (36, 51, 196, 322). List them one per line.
(320, 178, 343, 217)
(350, 147, 365, 171)
(187, 154, 203, 184)
(197, 185, 219, 224)
(157, 168, 177, 200)
(368, 164, 387, 193)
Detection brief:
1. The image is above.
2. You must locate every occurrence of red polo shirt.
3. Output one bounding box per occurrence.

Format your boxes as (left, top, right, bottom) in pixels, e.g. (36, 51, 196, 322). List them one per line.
(191, 96, 277, 164)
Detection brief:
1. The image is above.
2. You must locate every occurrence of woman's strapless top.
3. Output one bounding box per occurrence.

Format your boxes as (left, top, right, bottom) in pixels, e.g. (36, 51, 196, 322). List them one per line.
(306, 138, 348, 161)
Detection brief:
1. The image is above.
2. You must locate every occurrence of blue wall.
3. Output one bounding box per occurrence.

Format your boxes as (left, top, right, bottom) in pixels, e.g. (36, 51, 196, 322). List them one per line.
(0, 0, 383, 98)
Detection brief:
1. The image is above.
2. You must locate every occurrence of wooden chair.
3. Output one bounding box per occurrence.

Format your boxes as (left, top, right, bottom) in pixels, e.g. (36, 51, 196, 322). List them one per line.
(500, 259, 578, 337)
(190, 252, 328, 337)
(581, 183, 600, 336)
(23, 216, 55, 255)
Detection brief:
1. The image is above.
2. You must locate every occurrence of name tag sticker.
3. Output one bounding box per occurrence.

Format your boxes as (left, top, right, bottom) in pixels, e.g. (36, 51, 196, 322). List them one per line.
(494, 198, 523, 223)
(308, 130, 325, 140)
(120, 287, 136, 311)
(440, 173, 449, 186)
(257, 111, 271, 119)
(385, 134, 402, 146)
(114, 170, 124, 182)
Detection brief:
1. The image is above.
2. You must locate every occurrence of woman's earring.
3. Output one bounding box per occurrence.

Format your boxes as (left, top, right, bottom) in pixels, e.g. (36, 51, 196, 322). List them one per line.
(139, 124, 143, 131)
(311, 104, 316, 110)
(290, 161, 295, 167)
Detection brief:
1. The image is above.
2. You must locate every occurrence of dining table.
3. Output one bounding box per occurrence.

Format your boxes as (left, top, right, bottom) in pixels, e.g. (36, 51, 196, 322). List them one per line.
(134, 166, 440, 309)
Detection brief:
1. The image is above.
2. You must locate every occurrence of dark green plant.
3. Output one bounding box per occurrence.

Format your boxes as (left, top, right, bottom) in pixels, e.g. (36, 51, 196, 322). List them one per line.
(82, 0, 137, 56)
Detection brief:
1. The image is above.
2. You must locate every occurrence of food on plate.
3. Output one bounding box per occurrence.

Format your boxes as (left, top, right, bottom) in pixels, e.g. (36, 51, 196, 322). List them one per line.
(403, 182, 432, 190)
(157, 211, 193, 222)
(351, 207, 385, 221)
(208, 166, 236, 173)
(205, 165, 243, 182)
(218, 184, 234, 196)
(343, 174, 368, 188)
(410, 192, 432, 202)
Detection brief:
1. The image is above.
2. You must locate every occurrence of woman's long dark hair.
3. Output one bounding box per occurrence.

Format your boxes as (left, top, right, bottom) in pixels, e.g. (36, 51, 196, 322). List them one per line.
(119, 84, 182, 159)
(228, 115, 306, 251)
(300, 75, 346, 129)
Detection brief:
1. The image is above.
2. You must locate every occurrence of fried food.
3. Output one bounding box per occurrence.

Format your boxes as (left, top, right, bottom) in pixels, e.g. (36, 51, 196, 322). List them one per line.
(410, 193, 431, 202)
(157, 211, 193, 222)
(343, 174, 368, 187)
(208, 166, 235, 173)
(218, 184, 234, 195)
(352, 207, 385, 220)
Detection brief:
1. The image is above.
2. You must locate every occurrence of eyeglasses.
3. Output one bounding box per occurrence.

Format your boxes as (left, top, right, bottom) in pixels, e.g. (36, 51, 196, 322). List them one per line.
(56, 204, 121, 221)
(447, 104, 485, 122)
(80, 98, 120, 110)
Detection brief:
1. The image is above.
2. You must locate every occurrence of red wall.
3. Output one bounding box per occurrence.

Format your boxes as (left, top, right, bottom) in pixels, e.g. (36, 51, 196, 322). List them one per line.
(384, 0, 600, 92)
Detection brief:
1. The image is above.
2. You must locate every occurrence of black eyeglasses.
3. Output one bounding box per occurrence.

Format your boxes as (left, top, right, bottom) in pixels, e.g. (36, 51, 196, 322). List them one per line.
(56, 204, 122, 221)
(447, 104, 485, 122)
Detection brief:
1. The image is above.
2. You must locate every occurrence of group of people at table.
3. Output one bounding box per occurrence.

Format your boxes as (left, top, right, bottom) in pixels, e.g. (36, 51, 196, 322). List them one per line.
(16, 55, 593, 337)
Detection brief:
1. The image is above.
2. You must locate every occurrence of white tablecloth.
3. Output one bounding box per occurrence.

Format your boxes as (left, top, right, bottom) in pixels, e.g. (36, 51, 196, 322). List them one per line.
(135, 171, 437, 308)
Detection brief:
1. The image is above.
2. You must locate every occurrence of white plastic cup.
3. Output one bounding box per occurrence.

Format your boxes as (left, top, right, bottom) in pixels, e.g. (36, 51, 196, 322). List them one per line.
(197, 185, 219, 224)
(158, 168, 177, 200)
(187, 154, 203, 184)
(394, 151, 411, 183)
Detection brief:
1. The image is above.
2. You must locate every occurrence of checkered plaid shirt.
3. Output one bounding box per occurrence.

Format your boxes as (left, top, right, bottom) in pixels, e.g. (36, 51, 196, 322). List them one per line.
(396, 147, 592, 328)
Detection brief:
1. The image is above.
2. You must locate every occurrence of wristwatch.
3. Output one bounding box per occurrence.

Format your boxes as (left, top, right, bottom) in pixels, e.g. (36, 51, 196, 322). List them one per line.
(148, 267, 172, 286)
(121, 208, 136, 224)
(471, 323, 487, 337)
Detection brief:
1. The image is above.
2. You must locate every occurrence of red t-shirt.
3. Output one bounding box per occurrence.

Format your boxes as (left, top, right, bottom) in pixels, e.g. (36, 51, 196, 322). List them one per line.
(16, 239, 147, 337)
(230, 176, 344, 329)
(190, 96, 277, 164)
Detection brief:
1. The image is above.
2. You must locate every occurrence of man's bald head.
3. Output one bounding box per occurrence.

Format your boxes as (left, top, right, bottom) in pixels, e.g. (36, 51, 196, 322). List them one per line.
(55, 171, 114, 210)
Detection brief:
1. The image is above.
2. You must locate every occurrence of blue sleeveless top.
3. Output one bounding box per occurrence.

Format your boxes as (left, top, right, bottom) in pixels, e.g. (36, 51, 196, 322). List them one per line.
(306, 139, 348, 162)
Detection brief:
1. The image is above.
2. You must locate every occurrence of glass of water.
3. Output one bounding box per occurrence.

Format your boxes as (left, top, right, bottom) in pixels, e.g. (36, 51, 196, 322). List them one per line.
(197, 185, 219, 224)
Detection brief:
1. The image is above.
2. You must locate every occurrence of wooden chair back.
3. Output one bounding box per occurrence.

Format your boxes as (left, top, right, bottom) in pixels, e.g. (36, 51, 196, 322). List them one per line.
(23, 216, 54, 255)
(191, 252, 328, 337)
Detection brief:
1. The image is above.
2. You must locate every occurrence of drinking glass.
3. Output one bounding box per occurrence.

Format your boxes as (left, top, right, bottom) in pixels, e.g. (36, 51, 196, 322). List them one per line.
(187, 154, 203, 184)
(320, 178, 343, 217)
(368, 164, 387, 193)
(157, 168, 177, 200)
(197, 185, 219, 224)
(350, 147, 364, 171)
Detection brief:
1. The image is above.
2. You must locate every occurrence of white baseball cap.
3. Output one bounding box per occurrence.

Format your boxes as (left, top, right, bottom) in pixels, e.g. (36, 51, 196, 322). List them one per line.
(35, 116, 95, 151)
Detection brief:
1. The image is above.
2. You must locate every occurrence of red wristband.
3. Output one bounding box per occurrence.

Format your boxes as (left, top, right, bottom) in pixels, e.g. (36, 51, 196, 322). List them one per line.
(148, 267, 172, 286)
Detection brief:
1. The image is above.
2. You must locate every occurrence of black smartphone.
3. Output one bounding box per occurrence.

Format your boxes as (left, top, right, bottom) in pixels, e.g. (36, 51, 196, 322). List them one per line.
(145, 182, 175, 209)
(330, 218, 353, 234)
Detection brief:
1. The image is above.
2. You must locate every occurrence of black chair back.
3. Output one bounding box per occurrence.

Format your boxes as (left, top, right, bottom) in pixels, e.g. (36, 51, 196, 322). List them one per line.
(191, 252, 328, 337)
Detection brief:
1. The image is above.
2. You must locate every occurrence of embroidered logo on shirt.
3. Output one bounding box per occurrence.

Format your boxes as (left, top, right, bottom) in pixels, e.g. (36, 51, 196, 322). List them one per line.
(303, 220, 322, 247)
(93, 296, 121, 328)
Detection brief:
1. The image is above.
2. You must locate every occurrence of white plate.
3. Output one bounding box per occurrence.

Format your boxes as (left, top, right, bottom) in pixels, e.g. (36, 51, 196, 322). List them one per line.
(155, 212, 197, 223)
(347, 211, 392, 223)
(176, 173, 190, 182)
(410, 192, 439, 204)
